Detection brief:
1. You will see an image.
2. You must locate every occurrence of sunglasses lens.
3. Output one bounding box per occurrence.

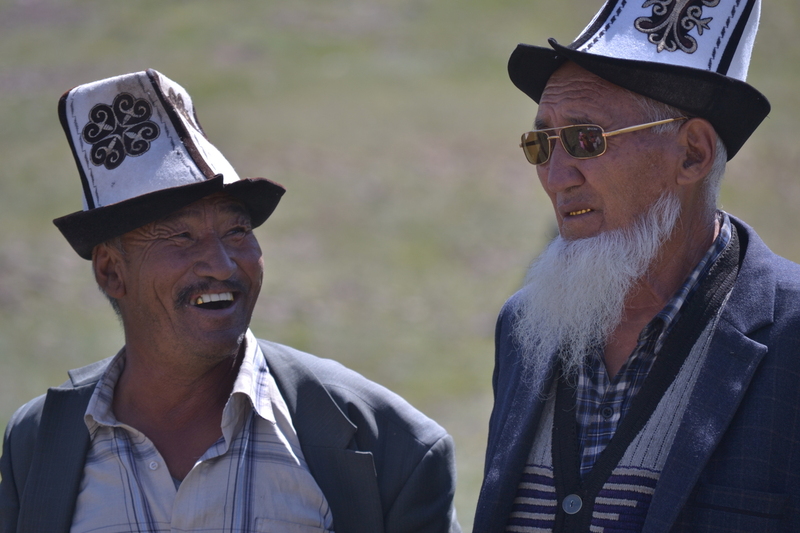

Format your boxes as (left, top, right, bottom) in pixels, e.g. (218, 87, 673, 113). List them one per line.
(521, 131, 551, 165)
(560, 125, 605, 158)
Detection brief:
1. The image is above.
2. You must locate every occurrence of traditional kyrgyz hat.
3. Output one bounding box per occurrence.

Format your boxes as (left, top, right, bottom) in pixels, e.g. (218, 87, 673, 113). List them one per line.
(53, 69, 285, 259)
(508, 0, 770, 160)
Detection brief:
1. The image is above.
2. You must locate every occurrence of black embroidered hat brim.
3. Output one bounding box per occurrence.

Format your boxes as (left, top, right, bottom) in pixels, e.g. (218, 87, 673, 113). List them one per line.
(508, 38, 771, 160)
(53, 175, 285, 260)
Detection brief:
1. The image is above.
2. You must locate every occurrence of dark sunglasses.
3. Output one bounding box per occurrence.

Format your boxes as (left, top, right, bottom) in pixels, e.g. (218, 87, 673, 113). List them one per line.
(520, 117, 687, 165)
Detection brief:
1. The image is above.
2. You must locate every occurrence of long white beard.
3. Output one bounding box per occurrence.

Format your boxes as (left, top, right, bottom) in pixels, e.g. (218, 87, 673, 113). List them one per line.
(513, 192, 682, 382)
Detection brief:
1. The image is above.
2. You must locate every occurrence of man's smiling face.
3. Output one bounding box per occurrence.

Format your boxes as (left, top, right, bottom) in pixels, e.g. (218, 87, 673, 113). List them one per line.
(110, 193, 263, 362)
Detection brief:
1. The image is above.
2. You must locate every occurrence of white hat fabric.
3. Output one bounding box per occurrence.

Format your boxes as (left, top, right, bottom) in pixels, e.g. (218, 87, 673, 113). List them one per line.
(54, 69, 284, 259)
(61, 69, 242, 210)
(575, 0, 760, 81)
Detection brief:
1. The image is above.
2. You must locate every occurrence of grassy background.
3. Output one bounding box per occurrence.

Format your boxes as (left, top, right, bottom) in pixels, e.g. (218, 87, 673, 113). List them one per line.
(1, 0, 798, 528)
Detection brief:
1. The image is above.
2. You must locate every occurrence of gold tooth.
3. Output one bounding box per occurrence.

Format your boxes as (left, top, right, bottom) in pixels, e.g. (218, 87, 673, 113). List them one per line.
(194, 292, 235, 306)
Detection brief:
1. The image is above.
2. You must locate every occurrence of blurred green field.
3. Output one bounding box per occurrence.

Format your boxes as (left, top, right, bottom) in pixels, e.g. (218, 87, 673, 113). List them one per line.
(2, 0, 799, 528)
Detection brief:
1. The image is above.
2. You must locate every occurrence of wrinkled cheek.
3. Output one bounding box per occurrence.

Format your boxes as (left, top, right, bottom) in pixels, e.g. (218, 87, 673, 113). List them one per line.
(249, 257, 265, 302)
(254, 257, 265, 286)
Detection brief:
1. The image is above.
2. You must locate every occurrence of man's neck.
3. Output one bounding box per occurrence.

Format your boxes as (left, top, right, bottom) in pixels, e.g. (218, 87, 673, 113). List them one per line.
(111, 345, 243, 480)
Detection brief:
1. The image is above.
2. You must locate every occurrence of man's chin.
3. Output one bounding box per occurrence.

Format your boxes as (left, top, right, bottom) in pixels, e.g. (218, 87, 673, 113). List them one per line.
(188, 328, 248, 361)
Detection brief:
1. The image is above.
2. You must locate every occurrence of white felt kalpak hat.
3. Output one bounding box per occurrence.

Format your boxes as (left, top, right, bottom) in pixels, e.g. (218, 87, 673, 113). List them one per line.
(508, 0, 770, 160)
(54, 69, 285, 259)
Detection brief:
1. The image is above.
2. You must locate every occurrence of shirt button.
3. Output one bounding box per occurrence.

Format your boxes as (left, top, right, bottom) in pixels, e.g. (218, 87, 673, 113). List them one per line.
(149, 461, 159, 471)
(601, 406, 614, 419)
(562, 494, 582, 514)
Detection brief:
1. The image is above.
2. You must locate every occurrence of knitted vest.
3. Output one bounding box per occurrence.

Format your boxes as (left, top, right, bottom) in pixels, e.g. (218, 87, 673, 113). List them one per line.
(506, 319, 716, 532)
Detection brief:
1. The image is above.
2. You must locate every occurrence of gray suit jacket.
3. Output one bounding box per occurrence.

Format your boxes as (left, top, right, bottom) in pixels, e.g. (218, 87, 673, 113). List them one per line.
(473, 216, 800, 532)
(0, 340, 461, 533)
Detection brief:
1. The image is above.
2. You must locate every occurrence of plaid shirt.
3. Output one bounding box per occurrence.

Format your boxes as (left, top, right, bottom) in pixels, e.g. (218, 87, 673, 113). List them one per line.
(71, 329, 334, 533)
(575, 212, 732, 478)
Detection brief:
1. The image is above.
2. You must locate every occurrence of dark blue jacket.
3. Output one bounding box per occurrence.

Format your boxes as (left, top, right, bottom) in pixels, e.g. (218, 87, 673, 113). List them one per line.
(473, 216, 800, 532)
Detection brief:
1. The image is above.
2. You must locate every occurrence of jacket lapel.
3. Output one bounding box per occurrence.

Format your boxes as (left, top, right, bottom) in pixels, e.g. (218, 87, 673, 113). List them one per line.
(643, 218, 774, 533)
(16, 384, 95, 533)
(643, 324, 768, 532)
(261, 341, 385, 533)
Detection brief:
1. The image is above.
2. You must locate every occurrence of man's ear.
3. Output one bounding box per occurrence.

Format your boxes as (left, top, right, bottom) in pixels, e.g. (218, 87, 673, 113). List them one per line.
(676, 118, 717, 186)
(92, 243, 126, 299)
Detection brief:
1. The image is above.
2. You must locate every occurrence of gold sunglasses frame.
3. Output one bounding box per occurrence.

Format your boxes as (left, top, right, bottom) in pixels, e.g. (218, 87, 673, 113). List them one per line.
(520, 117, 687, 165)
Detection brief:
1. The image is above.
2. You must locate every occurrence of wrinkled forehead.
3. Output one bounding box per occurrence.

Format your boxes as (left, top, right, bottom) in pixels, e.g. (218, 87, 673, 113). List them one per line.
(537, 62, 641, 125)
(161, 193, 251, 225)
(172, 192, 250, 220)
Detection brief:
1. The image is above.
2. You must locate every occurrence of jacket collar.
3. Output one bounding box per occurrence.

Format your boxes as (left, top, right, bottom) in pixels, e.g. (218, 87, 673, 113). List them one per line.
(258, 339, 385, 533)
(258, 340, 357, 449)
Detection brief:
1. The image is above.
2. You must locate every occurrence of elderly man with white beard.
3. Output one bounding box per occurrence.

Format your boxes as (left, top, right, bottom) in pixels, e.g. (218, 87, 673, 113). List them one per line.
(473, 1, 800, 532)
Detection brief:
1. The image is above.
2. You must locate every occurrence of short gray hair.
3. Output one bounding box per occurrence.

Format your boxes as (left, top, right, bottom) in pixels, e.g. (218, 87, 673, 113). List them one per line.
(629, 92, 727, 215)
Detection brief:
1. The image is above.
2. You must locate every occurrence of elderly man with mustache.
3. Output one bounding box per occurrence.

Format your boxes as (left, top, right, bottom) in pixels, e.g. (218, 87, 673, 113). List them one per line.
(0, 69, 461, 533)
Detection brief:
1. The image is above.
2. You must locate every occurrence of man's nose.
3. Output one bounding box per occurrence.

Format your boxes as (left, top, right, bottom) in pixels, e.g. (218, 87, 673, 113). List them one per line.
(539, 141, 585, 193)
(193, 235, 237, 280)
